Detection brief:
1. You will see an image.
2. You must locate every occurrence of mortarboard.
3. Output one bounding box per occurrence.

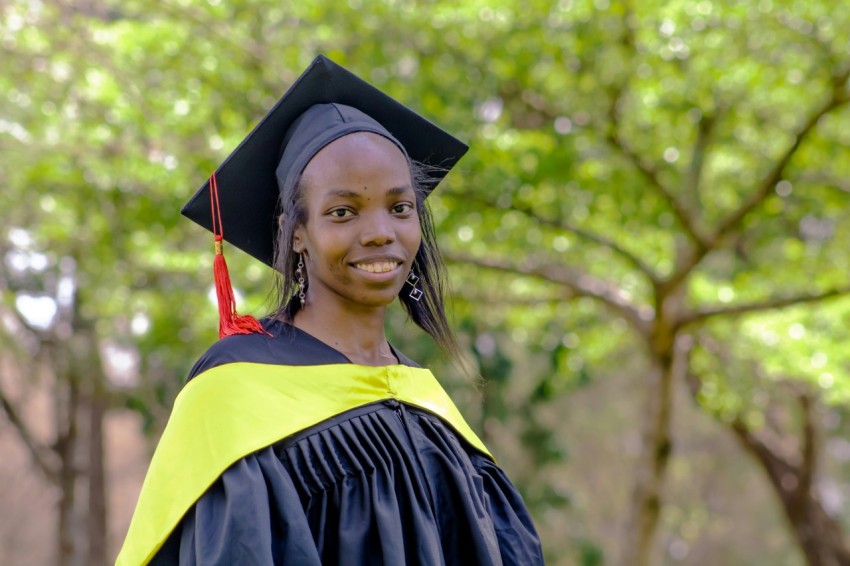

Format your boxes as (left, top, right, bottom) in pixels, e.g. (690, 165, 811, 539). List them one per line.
(180, 55, 468, 337)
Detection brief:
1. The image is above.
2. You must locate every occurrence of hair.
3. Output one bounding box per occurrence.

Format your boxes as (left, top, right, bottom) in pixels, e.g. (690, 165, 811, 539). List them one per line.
(270, 160, 461, 361)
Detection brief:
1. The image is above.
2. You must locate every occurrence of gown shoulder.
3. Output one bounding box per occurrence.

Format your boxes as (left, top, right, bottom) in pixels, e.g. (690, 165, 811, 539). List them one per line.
(187, 319, 352, 379)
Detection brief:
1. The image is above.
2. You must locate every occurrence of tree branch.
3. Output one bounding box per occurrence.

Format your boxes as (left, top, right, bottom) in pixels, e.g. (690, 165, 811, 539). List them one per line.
(685, 354, 798, 499)
(686, 362, 799, 495)
(442, 190, 661, 282)
(730, 417, 798, 498)
(769, 11, 844, 69)
(685, 108, 722, 208)
(453, 293, 574, 306)
(0, 382, 58, 484)
(712, 83, 850, 244)
(796, 393, 816, 512)
(150, 0, 267, 62)
(445, 251, 651, 334)
(794, 172, 850, 194)
(605, 75, 709, 249)
(679, 285, 850, 327)
(665, 78, 850, 294)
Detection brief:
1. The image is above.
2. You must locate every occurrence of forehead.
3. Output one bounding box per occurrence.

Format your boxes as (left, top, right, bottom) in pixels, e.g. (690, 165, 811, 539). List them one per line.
(301, 132, 411, 184)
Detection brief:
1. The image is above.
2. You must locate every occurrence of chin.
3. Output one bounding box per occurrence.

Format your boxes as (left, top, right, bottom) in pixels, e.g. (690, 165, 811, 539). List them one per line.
(360, 294, 402, 308)
(348, 287, 405, 308)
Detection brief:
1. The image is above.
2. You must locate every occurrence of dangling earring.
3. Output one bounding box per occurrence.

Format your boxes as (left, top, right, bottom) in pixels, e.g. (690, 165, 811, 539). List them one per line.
(296, 253, 307, 308)
(406, 269, 423, 301)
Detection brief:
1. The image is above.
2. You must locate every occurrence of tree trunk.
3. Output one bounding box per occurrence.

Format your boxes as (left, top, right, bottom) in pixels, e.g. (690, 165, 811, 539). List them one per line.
(86, 391, 107, 566)
(621, 282, 688, 566)
(56, 377, 79, 566)
(621, 355, 674, 566)
(730, 401, 850, 566)
(790, 499, 850, 566)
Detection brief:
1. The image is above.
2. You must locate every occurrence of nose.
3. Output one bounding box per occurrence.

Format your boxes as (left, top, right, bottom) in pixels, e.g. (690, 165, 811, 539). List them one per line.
(359, 210, 395, 247)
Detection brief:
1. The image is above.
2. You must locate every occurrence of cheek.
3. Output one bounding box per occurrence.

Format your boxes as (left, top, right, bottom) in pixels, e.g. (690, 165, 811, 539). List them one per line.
(406, 220, 423, 251)
(402, 234, 422, 266)
(305, 230, 350, 267)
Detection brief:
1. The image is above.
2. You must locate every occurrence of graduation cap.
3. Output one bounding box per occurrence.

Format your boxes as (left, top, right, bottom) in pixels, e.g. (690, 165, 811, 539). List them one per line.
(181, 55, 468, 338)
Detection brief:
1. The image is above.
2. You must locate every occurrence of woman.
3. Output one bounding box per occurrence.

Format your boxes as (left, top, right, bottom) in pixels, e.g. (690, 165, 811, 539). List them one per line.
(119, 56, 543, 565)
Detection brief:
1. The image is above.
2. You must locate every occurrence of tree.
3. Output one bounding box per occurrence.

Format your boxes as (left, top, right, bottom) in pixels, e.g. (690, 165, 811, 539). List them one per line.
(435, 0, 850, 562)
(2, 0, 850, 563)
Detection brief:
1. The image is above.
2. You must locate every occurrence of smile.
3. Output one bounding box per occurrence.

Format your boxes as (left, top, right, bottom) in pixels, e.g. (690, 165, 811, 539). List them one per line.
(353, 261, 401, 273)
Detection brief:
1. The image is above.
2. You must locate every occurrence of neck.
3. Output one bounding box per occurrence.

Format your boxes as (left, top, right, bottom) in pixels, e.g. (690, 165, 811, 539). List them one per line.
(291, 299, 397, 367)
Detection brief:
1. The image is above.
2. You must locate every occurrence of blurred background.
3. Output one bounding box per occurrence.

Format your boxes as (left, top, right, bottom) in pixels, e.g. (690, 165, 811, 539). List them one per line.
(2, 0, 850, 564)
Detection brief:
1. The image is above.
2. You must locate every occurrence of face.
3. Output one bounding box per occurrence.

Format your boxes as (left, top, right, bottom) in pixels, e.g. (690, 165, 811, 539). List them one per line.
(292, 132, 421, 311)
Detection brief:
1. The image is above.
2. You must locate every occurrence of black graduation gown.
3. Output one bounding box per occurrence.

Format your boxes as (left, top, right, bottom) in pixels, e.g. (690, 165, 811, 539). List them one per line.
(144, 321, 544, 565)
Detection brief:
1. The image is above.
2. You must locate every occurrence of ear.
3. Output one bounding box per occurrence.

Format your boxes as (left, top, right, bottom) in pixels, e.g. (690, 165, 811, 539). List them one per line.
(279, 213, 306, 254)
(291, 222, 306, 254)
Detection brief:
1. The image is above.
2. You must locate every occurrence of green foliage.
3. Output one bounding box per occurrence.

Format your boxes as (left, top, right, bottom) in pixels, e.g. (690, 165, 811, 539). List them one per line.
(580, 540, 605, 566)
(3, 0, 850, 562)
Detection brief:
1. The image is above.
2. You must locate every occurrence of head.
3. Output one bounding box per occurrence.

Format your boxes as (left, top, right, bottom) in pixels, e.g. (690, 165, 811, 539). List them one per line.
(181, 58, 468, 351)
(271, 114, 457, 357)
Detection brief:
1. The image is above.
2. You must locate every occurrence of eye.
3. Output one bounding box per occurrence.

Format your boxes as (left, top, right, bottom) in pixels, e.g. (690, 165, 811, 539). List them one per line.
(392, 202, 415, 214)
(329, 207, 354, 218)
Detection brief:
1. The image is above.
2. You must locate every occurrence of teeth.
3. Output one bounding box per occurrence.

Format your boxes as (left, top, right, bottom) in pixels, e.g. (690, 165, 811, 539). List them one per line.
(355, 262, 398, 273)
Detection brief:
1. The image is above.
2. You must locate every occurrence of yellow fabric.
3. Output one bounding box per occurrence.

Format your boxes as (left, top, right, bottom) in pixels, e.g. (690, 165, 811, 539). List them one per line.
(116, 362, 490, 566)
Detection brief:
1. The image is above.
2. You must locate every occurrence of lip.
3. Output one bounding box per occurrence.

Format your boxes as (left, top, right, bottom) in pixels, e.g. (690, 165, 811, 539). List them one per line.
(350, 256, 405, 282)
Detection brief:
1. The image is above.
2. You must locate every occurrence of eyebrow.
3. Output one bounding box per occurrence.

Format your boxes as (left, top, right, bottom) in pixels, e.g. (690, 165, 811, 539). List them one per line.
(324, 185, 413, 199)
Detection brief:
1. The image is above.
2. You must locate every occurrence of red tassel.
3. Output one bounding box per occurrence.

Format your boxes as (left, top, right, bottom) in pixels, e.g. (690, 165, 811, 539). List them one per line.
(210, 174, 266, 339)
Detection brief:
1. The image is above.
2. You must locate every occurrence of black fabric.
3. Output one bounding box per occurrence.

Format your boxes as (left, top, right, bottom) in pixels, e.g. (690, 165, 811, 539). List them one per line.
(186, 319, 419, 380)
(275, 103, 409, 208)
(152, 324, 544, 565)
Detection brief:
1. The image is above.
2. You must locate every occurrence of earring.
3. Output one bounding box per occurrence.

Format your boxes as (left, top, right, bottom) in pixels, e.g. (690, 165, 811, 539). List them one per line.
(406, 269, 423, 302)
(295, 253, 307, 308)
